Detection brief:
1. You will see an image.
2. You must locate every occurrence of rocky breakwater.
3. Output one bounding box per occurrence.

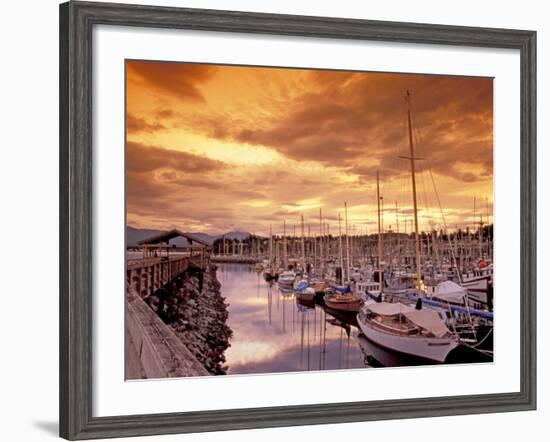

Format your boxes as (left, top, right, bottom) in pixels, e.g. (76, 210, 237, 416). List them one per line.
(146, 263, 232, 375)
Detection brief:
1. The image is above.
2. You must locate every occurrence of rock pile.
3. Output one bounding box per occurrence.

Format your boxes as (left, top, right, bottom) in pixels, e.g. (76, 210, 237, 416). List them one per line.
(146, 263, 232, 375)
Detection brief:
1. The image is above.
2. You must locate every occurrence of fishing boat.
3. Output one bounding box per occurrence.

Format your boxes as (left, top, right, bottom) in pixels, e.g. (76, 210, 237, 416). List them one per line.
(357, 302, 459, 363)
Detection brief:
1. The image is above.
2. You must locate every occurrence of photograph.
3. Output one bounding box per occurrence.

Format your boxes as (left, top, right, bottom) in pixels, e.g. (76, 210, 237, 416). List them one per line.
(125, 60, 495, 379)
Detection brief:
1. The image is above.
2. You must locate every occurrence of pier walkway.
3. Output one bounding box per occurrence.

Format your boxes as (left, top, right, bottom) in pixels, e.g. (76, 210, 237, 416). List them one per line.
(126, 287, 208, 379)
(127, 253, 206, 298)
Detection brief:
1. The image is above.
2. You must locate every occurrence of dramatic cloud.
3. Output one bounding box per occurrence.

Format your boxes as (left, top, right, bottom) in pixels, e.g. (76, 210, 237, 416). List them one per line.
(126, 114, 166, 134)
(126, 61, 214, 101)
(126, 142, 225, 173)
(126, 61, 493, 234)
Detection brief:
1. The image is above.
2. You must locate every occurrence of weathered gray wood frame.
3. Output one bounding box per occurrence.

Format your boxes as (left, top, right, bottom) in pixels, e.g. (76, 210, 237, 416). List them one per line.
(59, 1, 537, 439)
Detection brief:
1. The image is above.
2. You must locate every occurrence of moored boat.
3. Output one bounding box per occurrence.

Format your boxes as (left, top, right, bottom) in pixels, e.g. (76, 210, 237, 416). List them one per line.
(263, 269, 279, 281)
(310, 280, 328, 294)
(295, 280, 316, 302)
(356, 302, 459, 363)
(278, 270, 297, 287)
(324, 287, 361, 313)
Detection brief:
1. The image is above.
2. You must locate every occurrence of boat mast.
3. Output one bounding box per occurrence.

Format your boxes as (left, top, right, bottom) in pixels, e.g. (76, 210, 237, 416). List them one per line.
(486, 196, 491, 259)
(376, 171, 384, 292)
(395, 200, 401, 268)
(301, 214, 305, 273)
(338, 212, 344, 284)
(319, 208, 324, 276)
(345, 202, 351, 284)
(269, 224, 273, 268)
(283, 220, 287, 270)
(478, 198, 483, 261)
(405, 91, 422, 293)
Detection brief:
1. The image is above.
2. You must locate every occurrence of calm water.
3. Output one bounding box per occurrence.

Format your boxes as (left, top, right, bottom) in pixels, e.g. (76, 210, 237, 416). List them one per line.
(128, 255, 474, 372)
(218, 263, 376, 375)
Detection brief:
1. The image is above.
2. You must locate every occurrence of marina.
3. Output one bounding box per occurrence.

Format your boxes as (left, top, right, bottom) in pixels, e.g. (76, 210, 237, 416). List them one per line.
(125, 63, 495, 378)
(126, 237, 493, 377)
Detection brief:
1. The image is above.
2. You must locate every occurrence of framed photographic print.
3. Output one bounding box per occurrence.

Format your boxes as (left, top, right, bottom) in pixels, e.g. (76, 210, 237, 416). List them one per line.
(59, 1, 536, 439)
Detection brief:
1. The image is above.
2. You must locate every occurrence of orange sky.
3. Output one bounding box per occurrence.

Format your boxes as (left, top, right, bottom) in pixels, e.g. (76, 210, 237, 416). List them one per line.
(126, 60, 493, 236)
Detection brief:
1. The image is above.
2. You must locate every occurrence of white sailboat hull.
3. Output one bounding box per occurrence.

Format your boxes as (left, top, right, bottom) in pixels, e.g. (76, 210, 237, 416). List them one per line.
(278, 273, 296, 286)
(461, 276, 489, 291)
(356, 315, 459, 363)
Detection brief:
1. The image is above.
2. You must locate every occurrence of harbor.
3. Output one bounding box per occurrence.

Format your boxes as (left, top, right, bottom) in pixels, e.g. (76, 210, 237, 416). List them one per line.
(124, 64, 495, 377)
(126, 208, 493, 377)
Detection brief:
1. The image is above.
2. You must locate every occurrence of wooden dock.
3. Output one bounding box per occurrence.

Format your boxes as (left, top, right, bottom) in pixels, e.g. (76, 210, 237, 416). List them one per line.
(126, 287, 208, 379)
(127, 254, 206, 298)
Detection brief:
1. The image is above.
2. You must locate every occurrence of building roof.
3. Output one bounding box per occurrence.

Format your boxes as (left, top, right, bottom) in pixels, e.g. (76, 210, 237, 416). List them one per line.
(137, 229, 211, 248)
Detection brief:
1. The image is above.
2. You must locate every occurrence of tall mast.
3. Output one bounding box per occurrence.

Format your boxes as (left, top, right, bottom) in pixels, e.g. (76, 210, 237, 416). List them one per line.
(308, 224, 311, 260)
(478, 198, 483, 261)
(405, 91, 422, 292)
(395, 200, 399, 234)
(344, 202, 351, 284)
(395, 200, 400, 266)
(486, 197, 491, 258)
(376, 171, 384, 292)
(283, 220, 287, 269)
(338, 213, 344, 284)
(269, 224, 273, 267)
(327, 223, 331, 256)
(293, 224, 297, 259)
(300, 215, 305, 273)
(319, 208, 324, 275)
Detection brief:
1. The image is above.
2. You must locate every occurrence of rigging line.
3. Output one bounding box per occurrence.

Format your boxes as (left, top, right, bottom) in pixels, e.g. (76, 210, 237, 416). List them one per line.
(394, 99, 410, 233)
(417, 127, 448, 228)
(410, 98, 463, 279)
(411, 113, 431, 232)
(415, 121, 463, 279)
(411, 109, 438, 225)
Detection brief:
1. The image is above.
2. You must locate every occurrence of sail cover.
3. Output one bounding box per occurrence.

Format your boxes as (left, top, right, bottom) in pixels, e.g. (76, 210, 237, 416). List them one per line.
(366, 302, 415, 316)
(295, 280, 309, 292)
(434, 280, 467, 303)
(402, 310, 451, 338)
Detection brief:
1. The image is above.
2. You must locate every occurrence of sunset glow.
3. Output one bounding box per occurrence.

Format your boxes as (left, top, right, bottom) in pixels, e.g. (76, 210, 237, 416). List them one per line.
(126, 60, 493, 236)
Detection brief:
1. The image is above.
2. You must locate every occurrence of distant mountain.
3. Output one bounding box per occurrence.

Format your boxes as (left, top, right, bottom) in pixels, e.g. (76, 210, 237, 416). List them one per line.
(126, 226, 163, 247)
(185, 232, 218, 245)
(218, 231, 251, 241)
(126, 226, 250, 247)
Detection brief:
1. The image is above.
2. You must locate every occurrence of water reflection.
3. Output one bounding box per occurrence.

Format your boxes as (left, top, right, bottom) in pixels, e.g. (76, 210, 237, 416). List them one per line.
(355, 334, 431, 368)
(217, 263, 486, 375)
(218, 263, 366, 374)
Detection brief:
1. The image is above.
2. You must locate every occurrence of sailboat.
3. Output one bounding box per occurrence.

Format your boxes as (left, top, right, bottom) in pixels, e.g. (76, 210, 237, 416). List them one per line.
(296, 287, 317, 304)
(278, 221, 297, 288)
(357, 172, 387, 303)
(324, 287, 362, 312)
(323, 208, 362, 313)
(263, 225, 279, 281)
(278, 269, 297, 287)
(357, 301, 459, 362)
(357, 90, 460, 363)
